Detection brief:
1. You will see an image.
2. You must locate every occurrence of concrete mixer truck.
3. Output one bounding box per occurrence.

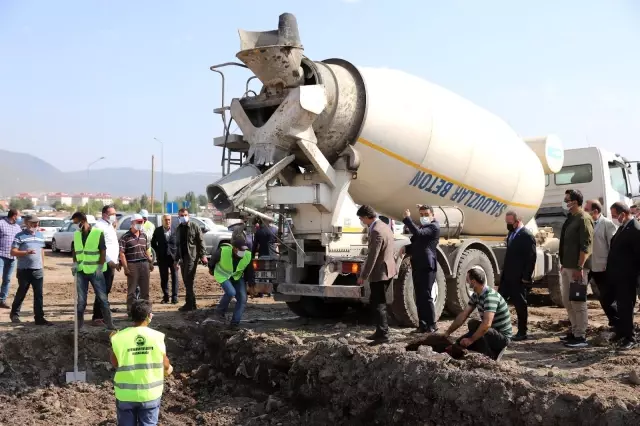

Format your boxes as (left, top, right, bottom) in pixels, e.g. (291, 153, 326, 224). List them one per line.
(206, 13, 566, 325)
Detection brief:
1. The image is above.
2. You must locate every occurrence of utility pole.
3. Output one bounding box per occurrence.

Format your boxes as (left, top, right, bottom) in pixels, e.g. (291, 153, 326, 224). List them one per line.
(150, 155, 155, 214)
(153, 137, 165, 213)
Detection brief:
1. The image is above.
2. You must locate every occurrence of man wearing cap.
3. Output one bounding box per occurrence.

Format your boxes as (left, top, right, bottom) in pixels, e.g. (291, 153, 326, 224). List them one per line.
(139, 209, 156, 238)
(120, 214, 154, 317)
(9, 215, 51, 325)
(209, 239, 255, 327)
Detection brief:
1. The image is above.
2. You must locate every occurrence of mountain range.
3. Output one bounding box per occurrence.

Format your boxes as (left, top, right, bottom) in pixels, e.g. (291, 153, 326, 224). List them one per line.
(0, 149, 222, 199)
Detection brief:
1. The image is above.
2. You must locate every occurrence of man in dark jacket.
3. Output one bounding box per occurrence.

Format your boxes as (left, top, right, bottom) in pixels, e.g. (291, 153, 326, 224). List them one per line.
(402, 205, 440, 333)
(151, 214, 179, 305)
(607, 202, 640, 350)
(175, 208, 208, 312)
(498, 211, 537, 341)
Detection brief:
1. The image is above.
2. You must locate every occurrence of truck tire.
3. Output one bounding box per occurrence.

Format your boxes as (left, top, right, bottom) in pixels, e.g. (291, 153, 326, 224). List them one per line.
(446, 249, 495, 315)
(547, 275, 564, 307)
(390, 257, 447, 327)
(286, 297, 349, 319)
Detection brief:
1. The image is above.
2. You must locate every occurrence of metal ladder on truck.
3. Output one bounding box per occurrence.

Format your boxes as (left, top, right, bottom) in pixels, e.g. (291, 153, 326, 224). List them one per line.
(210, 62, 257, 176)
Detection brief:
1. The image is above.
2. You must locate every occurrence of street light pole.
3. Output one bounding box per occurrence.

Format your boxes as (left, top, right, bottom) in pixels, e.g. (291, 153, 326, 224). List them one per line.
(86, 156, 106, 191)
(153, 137, 165, 213)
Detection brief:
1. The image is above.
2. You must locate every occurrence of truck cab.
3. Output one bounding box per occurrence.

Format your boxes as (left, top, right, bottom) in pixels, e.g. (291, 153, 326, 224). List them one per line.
(537, 147, 640, 236)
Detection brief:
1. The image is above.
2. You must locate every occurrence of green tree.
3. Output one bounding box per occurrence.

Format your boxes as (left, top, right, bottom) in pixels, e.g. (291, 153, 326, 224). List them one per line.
(184, 191, 199, 213)
(50, 200, 62, 211)
(140, 194, 149, 210)
(9, 198, 33, 211)
(197, 194, 208, 207)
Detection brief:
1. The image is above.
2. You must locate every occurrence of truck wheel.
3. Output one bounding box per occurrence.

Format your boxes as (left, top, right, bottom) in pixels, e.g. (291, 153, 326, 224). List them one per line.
(286, 297, 349, 319)
(390, 257, 447, 327)
(548, 275, 564, 307)
(446, 249, 495, 315)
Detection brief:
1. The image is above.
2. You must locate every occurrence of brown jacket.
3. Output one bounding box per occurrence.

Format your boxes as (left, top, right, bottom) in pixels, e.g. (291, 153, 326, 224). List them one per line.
(361, 219, 397, 282)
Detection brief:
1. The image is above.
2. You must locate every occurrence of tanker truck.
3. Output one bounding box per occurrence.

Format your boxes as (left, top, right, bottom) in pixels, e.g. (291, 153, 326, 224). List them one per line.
(206, 13, 566, 324)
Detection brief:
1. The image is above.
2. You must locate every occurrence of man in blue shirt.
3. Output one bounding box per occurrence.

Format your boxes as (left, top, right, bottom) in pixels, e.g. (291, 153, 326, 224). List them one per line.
(9, 215, 51, 325)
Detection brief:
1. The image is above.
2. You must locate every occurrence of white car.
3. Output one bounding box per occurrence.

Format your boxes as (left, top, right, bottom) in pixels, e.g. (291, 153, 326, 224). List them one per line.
(38, 217, 66, 247)
(51, 215, 97, 253)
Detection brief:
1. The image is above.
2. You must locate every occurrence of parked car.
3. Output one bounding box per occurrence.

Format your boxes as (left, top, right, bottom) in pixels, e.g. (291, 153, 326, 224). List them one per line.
(38, 217, 66, 247)
(50, 216, 97, 252)
(116, 214, 232, 257)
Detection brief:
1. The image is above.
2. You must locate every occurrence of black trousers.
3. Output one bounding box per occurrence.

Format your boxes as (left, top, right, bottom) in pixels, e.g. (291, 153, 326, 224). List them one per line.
(457, 319, 510, 360)
(158, 257, 178, 300)
(590, 271, 618, 328)
(10, 269, 45, 320)
(498, 279, 528, 334)
(370, 279, 392, 336)
(181, 260, 198, 307)
(412, 265, 436, 329)
(92, 266, 114, 321)
(615, 275, 638, 340)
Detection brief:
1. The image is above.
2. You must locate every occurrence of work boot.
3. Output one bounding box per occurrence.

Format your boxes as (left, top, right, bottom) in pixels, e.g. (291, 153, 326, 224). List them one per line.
(0, 300, 10, 309)
(178, 304, 196, 312)
(512, 332, 528, 342)
(35, 319, 53, 326)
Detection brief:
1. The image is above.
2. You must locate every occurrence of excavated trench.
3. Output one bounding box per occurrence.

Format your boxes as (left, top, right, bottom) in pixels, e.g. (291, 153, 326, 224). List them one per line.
(1, 322, 639, 426)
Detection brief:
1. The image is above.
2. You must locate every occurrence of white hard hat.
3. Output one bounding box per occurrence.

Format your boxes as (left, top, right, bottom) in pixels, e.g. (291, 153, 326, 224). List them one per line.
(139, 209, 149, 218)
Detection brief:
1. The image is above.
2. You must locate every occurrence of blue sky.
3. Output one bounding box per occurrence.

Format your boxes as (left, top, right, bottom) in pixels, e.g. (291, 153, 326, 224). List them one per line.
(1, 0, 639, 173)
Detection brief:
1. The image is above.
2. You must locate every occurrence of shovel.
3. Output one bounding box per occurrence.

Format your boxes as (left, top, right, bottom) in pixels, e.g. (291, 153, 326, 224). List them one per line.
(66, 271, 86, 383)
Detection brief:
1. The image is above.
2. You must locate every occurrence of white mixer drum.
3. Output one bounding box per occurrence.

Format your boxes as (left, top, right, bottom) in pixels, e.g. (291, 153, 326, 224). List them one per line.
(348, 67, 552, 236)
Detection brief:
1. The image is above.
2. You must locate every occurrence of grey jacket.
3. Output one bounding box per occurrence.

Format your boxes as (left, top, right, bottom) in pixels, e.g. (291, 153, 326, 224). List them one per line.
(589, 215, 617, 272)
(175, 220, 206, 264)
(361, 219, 397, 282)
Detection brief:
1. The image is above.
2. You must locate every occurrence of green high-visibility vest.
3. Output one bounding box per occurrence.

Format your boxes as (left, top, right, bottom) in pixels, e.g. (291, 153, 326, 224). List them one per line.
(73, 228, 107, 273)
(213, 244, 252, 283)
(111, 326, 166, 403)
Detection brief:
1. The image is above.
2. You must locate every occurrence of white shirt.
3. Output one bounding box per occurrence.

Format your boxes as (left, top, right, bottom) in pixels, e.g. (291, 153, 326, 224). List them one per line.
(94, 218, 119, 264)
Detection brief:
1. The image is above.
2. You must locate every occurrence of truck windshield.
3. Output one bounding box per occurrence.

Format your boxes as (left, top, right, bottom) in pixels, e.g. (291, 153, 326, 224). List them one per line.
(608, 162, 629, 196)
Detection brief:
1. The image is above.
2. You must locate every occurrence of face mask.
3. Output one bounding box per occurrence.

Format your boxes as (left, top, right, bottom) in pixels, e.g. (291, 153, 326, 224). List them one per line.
(419, 217, 430, 225)
(179, 216, 189, 224)
(76, 222, 84, 230)
(108, 215, 116, 224)
(134, 223, 143, 231)
(562, 201, 570, 211)
(28, 225, 38, 234)
(360, 220, 365, 227)
(506, 223, 515, 232)
(236, 250, 245, 257)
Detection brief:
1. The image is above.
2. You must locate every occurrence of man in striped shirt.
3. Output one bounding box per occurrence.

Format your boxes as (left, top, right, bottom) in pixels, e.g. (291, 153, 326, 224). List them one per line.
(0, 209, 22, 309)
(444, 266, 512, 361)
(119, 214, 153, 317)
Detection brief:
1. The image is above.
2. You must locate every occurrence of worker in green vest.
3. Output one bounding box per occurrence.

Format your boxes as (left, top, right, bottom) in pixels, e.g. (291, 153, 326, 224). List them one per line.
(71, 211, 115, 330)
(209, 239, 255, 328)
(110, 299, 173, 426)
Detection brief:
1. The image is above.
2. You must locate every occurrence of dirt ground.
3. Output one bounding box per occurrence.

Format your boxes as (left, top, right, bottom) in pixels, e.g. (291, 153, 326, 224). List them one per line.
(0, 251, 639, 425)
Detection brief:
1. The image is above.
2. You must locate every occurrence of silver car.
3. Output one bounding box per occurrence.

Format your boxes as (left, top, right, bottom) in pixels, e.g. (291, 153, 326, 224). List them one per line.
(38, 217, 66, 247)
(50, 216, 97, 253)
(116, 214, 233, 257)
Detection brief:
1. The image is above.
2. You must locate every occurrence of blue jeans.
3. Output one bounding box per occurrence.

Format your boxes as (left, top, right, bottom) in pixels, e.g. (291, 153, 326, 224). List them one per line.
(0, 256, 16, 302)
(215, 278, 247, 324)
(77, 270, 112, 324)
(116, 400, 160, 426)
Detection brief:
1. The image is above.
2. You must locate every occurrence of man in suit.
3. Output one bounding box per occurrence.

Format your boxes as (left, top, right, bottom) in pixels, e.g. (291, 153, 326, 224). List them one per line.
(402, 204, 440, 333)
(607, 202, 640, 350)
(498, 211, 537, 341)
(175, 208, 208, 312)
(356, 205, 397, 343)
(151, 214, 179, 305)
(584, 200, 618, 328)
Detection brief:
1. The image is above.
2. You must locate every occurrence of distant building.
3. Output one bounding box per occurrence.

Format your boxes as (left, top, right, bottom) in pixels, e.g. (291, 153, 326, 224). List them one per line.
(93, 192, 113, 205)
(15, 192, 40, 206)
(120, 196, 133, 206)
(47, 192, 73, 206)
